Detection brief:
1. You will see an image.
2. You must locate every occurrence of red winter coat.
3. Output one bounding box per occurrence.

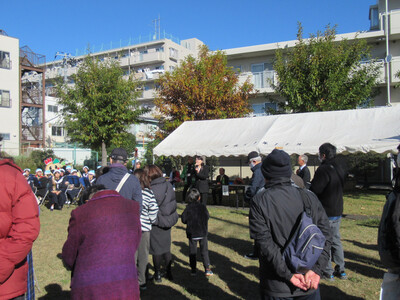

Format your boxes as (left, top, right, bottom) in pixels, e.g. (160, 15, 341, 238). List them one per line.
(0, 159, 40, 300)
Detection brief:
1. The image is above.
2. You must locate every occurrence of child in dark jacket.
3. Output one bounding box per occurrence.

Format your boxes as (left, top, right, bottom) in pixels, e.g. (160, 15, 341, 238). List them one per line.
(181, 188, 213, 276)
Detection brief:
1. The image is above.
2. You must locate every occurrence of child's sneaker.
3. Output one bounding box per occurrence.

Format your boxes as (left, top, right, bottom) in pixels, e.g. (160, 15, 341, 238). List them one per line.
(205, 269, 213, 276)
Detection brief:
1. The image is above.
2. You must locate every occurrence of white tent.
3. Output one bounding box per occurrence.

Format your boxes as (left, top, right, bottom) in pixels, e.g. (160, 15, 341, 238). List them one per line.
(153, 105, 400, 157)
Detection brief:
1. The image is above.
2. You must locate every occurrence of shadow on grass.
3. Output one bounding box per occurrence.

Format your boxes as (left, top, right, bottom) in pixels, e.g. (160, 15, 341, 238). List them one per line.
(345, 259, 384, 279)
(208, 231, 253, 256)
(344, 250, 383, 269)
(175, 226, 253, 257)
(209, 215, 249, 230)
(173, 240, 259, 299)
(141, 280, 191, 300)
(343, 239, 379, 252)
(38, 284, 70, 300)
(320, 284, 364, 300)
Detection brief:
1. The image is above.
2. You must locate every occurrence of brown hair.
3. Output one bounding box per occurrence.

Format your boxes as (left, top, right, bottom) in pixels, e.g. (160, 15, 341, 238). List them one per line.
(133, 169, 150, 189)
(144, 165, 163, 182)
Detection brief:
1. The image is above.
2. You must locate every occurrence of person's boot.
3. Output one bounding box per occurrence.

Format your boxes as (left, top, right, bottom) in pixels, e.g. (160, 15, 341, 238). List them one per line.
(154, 269, 162, 283)
(166, 261, 173, 281)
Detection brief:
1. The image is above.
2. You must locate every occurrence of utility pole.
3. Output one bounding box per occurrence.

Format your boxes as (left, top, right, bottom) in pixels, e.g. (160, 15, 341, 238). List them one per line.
(385, 0, 391, 106)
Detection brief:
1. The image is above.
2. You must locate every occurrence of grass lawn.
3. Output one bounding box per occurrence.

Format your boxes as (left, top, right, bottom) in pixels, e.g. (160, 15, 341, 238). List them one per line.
(33, 190, 388, 299)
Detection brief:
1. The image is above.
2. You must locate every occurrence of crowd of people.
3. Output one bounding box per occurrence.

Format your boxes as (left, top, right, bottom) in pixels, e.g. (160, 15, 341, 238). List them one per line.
(23, 164, 97, 211)
(1, 142, 399, 300)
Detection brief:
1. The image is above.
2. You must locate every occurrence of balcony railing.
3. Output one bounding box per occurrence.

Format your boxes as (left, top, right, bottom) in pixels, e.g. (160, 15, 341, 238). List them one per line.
(120, 52, 165, 66)
(238, 71, 276, 91)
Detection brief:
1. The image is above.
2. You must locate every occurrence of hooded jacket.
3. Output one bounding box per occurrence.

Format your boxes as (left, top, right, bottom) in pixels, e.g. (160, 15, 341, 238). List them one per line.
(0, 159, 40, 300)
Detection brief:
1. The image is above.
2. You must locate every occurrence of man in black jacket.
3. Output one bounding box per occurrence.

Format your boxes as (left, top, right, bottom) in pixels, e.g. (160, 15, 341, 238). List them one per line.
(244, 151, 265, 260)
(310, 143, 347, 280)
(296, 154, 311, 189)
(250, 149, 332, 300)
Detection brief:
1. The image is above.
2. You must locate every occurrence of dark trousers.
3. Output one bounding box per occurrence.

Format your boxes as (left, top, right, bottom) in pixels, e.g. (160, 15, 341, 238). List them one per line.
(189, 237, 210, 271)
(260, 287, 320, 300)
(200, 192, 208, 206)
(49, 192, 66, 208)
(212, 187, 222, 204)
(182, 184, 192, 202)
(153, 251, 172, 270)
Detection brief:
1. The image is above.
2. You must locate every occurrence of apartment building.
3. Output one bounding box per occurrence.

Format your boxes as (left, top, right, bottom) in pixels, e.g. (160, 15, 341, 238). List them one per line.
(44, 36, 204, 156)
(0, 30, 20, 156)
(225, 0, 400, 116)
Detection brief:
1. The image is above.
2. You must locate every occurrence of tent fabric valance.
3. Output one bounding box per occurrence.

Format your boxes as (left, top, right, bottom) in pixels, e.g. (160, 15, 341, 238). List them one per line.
(153, 105, 400, 157)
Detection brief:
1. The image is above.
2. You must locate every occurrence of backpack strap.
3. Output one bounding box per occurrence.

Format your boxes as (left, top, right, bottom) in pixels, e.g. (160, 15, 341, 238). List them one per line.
(297, 187, 312, 217)
(115, 173, 130, 193)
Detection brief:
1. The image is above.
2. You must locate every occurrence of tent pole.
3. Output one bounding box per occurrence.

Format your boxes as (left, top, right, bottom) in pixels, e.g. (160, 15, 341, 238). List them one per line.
(240, 158, 242, 178)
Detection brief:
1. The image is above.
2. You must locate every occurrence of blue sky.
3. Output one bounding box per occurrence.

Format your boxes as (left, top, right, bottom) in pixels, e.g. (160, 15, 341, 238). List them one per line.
(3, 0, 376, 62)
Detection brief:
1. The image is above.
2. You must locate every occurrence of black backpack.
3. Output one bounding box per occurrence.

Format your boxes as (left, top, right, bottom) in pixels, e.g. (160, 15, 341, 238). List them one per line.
(378, 191, 400, 269)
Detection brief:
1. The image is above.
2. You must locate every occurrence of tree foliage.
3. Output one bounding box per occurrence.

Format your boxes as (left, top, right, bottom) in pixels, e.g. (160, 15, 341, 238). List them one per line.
(56, 54, 145, 165)
(154, 45, 254, 136)
(273, 23, 381, 112)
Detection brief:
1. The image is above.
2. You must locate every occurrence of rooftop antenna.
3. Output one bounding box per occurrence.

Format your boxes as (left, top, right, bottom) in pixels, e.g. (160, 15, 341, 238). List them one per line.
(54, 52, 75, 82)
(152, 16, 160, 40)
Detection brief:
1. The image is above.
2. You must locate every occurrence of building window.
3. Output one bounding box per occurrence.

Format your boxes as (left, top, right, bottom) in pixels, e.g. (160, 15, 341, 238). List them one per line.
(169, 48, 178, 59)
(48, 105, 58, 113)
(264, 102, 278, 114)
(252, 102, 277, 116)
(0, 51, 10, 69)
(169, 65, 176, 72)
(251, 63, 274, 89)
(369, 5, 379, 30)
(0, 90, 11, 107)
(233, 65, 242, 74)
(156, 47, 164, 52)
(52, 126, 64, 136)
(0, 133, 10, 140)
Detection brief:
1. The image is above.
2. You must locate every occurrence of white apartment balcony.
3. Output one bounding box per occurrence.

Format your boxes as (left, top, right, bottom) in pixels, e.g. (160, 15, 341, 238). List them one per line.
(391, 56, 400, 83)
(138, 89, 156, 100)
(238, 71, 277, 93)
(366, 57, 400, 85)
(120, 52, 165, 67)
(389, 9, 400, 35)
(45, 66, 78, 79)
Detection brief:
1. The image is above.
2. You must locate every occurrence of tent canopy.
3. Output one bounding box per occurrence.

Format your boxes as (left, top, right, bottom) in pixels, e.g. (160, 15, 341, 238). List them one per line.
(153, 106, 400, 157)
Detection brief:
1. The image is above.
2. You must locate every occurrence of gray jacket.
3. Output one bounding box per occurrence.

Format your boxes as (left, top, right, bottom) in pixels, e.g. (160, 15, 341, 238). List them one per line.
(150, 176, 178, 229)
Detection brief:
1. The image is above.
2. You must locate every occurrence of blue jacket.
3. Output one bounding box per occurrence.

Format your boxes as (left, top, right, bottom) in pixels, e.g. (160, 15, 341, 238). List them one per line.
(245, 163, 265, 202)
(96, 164, 143, 213)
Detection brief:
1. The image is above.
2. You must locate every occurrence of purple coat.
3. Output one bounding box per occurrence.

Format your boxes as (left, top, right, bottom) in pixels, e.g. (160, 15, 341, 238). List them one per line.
(62, 190, 141, 300)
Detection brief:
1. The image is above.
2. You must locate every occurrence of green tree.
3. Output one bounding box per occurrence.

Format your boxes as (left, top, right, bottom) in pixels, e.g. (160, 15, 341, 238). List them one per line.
(56, 54, 145, 165)
(273, 23, 381, 112)
(347, 152, 385, 188)
(155, 45, 254, 137)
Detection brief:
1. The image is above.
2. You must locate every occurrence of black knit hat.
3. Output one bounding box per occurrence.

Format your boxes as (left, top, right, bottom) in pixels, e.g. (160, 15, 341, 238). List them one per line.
(110, 148, 128, 161)
(261, 149, 292, 179)
(247, 151, 259, 163)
